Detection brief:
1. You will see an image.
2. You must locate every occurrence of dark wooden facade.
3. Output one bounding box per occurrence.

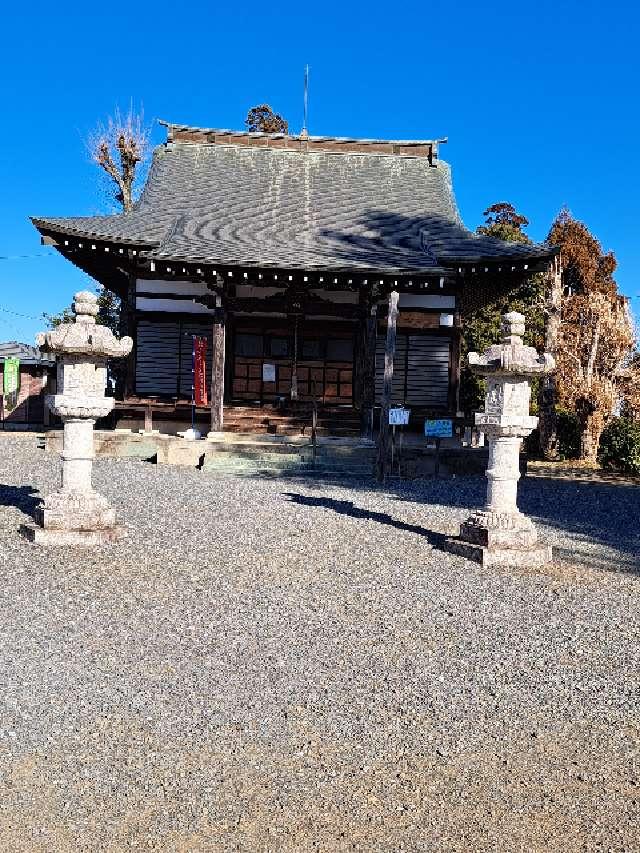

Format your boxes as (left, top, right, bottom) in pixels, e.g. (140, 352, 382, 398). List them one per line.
(32, 124, 557, 433)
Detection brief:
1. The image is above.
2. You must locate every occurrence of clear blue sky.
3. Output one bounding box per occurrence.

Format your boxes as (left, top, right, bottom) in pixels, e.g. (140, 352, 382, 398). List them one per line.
(1, 0, 638, 344)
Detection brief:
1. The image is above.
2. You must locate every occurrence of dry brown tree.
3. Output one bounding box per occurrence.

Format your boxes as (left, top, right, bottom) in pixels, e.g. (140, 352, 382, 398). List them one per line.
(245, 104, 288, 134)
(619, 348, 640, 421)
(557, 291, 634, 461)
(88, 107, 151, 212)
(549, 209, 636, 462)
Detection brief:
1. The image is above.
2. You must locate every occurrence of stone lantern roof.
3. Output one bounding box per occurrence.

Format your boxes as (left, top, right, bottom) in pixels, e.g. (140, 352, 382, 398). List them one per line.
(468, 311, 555, 377)
(36, 291, 132, 359)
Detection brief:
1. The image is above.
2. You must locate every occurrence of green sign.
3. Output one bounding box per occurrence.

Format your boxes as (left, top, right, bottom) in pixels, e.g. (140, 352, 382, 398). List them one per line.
(3, 357, 19, 396)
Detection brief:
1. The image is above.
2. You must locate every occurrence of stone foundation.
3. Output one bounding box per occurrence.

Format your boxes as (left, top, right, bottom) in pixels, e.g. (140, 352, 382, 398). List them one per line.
(22, 524, 126, 546)
(459, 510, 538, 549)
(446, 538, 553, 568)
(36, 488, 117, 531)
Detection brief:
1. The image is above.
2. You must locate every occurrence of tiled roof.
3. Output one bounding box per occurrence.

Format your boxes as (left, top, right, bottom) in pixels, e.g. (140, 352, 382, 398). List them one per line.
(32, 128, 556, 274)
(0, 341, 53, 364)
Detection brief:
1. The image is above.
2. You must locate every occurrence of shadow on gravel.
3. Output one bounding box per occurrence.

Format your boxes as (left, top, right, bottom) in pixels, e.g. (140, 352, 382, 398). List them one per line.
(0, 484, 40, 521)
(309, 474, 640, 576)
(285, 493, 448, 551)
(518, 477, 640, 575)
(285, 473, 640, 575)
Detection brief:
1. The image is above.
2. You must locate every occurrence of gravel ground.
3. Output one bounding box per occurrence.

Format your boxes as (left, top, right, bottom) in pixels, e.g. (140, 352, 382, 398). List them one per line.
(0, 432, 639, 852)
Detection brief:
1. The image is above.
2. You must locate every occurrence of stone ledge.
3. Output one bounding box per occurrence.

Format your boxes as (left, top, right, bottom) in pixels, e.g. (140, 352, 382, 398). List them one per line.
(20, 524, 127, 546)
(444, 538, 553, 568)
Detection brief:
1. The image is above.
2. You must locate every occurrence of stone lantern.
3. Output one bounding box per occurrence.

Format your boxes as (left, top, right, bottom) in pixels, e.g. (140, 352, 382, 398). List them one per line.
(450, 311, 555, 567)
(24, 291, 132, 545)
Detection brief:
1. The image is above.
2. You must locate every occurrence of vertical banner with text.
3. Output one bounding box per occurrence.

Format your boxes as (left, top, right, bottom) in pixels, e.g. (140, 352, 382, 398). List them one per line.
(194, 337, 208, 407)
(3, 357, 20, 411)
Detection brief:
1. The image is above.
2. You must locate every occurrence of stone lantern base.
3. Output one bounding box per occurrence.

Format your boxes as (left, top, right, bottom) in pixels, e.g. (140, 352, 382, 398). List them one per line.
(23, 526, 126, 546)
(446, 539, 553, 569)
(447, 510, 552, 568)
(22, 490, 126, 546)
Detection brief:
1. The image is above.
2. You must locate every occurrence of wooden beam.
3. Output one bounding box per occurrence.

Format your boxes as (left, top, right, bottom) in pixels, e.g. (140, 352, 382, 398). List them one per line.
(291, 315, 299, 400)
(121, 273, 137, 399)
(355, 293, 377, 437)
(210, 308, 226, 433)
(375, 290, 399, 482)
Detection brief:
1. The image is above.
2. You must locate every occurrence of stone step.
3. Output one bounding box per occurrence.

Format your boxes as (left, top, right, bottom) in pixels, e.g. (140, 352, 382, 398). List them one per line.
(222, 423, 360, 438)
(201, 456, 373, 473)
(207, 443, 374, 459)
(206, 432, 374, 448)
(221, 406, 362, 438)
(201, 448, 373, 477)
(223, 411, 359, 424)
(203, 467, 373, 480)
(204, 462, 373, 473)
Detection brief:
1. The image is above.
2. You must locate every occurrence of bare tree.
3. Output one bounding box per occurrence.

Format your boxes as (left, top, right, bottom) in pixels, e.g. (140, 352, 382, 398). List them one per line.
(540, 208, 638, 463)
(88, 106, 151, 212)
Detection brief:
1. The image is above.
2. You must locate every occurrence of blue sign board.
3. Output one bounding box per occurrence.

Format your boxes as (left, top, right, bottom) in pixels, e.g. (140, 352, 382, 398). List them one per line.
(424, 419, 453, 438)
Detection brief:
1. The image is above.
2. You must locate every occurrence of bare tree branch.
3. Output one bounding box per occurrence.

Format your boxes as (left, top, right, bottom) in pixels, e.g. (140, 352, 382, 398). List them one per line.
(88, 105, 151, 212)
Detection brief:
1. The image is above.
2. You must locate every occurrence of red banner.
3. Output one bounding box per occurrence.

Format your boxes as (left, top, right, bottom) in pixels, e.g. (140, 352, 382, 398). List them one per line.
(194, 337, 208, 407)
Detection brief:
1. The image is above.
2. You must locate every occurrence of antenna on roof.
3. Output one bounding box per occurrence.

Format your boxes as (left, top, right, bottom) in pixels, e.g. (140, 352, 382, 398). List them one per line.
(301, 65, 309, 138)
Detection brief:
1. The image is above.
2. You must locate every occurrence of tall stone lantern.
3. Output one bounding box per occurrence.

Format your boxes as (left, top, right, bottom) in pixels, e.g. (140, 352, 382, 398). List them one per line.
(451, 311, 555, 567)
(24, 291, 133, 545)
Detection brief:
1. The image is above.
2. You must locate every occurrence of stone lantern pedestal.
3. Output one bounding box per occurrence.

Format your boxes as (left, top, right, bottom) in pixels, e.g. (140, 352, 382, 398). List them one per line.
(448, 312, 555, 568)
(23, 291, 132, 545)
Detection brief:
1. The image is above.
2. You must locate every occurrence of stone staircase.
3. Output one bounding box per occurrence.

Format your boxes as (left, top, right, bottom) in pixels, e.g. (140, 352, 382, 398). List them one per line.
(201, 433, 374, 479)
(222, 404, 362, 438)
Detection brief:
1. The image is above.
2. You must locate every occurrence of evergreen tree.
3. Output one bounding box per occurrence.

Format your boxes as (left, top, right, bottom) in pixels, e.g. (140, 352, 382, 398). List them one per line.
(245, 105, 288, 134)
(459, 203, 544, 414)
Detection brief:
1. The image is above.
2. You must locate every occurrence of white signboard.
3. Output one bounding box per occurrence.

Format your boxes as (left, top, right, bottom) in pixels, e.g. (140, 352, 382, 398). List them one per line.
(262, 363, 276, 383)
(389, 407, 411, 426)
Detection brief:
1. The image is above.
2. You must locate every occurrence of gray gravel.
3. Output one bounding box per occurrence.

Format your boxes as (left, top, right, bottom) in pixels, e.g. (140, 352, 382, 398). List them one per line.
(0, 432, 639, 852)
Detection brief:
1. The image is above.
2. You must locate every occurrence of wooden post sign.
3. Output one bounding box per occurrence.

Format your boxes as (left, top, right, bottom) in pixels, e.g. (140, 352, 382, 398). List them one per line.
(424, 418, 453, 479)
(375, 290, 399, 483)
(389, 407, 410, 478)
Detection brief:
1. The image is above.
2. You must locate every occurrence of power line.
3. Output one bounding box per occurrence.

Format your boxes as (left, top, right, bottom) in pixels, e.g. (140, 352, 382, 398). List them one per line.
(0, 253, 53, 260)
(0, 306, 42, 321)
(0, 316, 26, 337)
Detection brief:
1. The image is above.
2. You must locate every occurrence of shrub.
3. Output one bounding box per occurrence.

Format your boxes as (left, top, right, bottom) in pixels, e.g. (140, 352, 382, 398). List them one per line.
(556, 409, 581, 459)
(598, 418, 640, 476)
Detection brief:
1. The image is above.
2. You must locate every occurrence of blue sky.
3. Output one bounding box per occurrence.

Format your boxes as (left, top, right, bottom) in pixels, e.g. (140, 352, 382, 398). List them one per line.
(1, 0, 638, 343)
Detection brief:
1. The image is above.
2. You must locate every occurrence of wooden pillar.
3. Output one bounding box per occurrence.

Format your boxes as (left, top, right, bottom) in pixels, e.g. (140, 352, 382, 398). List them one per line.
(538, 256, 562, 459)
(210, 305, 226, 433)
(450, 317, 462, 414)
(375, 290, 399, 482)
(355, 293, 377, 436)
(291, 315, 299, 400)
(120, 273, 136, 400)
